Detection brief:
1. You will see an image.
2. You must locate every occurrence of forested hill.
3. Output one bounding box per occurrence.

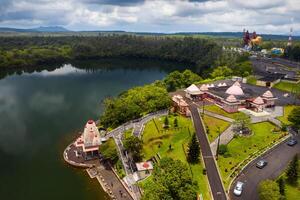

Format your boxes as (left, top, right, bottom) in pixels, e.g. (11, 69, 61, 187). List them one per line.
(0, 35, 221, 73)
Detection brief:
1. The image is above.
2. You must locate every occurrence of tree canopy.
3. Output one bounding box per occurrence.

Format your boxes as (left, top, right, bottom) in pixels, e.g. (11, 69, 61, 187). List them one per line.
(123, 136, 143, 162)
(142, 157, 198, 200)
(0, 35, 221, 73)
(288, 107, 300, 129)
(258, 180, 281, 200)
(99, 138, 119, 164)
(100, 84, 171, 128)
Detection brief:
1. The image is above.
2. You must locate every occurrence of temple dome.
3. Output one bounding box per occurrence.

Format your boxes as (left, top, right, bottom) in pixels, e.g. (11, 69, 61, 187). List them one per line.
(185, 84, 202, 95)
(226, 95, 237, 103)
(253, 96, 264, 105)
(225, 85, 244, 96)
(233, 81, 241, 87)
(262, 90, 274, 98)
(199, 84, 208, 91)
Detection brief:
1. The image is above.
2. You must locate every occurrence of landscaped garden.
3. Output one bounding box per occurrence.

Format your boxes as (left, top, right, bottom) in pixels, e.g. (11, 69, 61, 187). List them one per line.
(277, 105, 299, 125)
(202, 115, 230, 143)
(204, 104, 246, 119)
(141, 114, 211, 199)
(216, 122, 288, 188)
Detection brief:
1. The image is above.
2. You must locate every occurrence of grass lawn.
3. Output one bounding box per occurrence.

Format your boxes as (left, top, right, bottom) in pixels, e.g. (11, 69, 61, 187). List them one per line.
(274, 81, 300, 93)
(204, 104, 246, 119)
(203, 115, 231, 143)
(141, 114, 211, 199)
(246, 75, 257, 85)
(217, 122, 286, 188)
(277, 105, 299, 125)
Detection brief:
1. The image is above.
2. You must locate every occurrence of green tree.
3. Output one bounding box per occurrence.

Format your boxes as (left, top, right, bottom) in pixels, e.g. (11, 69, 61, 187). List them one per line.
(123, 136, 143, 162)
(142, 158, 198, 200)
(259, 180, 281, 200)
(288, 107, 300, 129)
(187, 133, 200, 163)
(286, 154, 299, 185)
(173, 118, 178, 127)
(164, 116, 169, 128)
(211, 66, 233, 78)
(99, 138, 119, 164)
(218, 144, 228, 155)
(276, 177, 285, 196)
(233, 113, 251, 134)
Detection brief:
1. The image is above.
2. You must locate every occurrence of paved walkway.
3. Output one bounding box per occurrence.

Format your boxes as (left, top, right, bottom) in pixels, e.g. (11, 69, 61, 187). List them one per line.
(93, 162, 134, 200)
(189, 105, 227, 200)
(198, 108, 234, 123)
(210, 125, 235, 156)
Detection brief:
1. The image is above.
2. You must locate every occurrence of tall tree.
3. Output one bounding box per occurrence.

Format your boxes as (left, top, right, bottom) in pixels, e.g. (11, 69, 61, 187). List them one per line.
(258, 180, 281, 200)
(164, 116, 169, 128)
(187, 133, 200, 163)
(288, 107, 300, 129)
(276, 177, 285, 196)
(123, 136, 143, 162)
(173, 118, 178, 127)
(233, 113, 251, 134)
(286, 154, 299, 185)
(142, 158, 197, 200)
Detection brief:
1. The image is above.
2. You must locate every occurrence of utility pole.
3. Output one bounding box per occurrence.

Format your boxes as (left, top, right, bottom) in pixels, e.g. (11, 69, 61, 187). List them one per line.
(216, 127, 221, 160)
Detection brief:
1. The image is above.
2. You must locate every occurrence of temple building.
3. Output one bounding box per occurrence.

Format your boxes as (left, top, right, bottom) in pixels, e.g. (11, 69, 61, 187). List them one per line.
(75, 120, 102, 160)
(184, 84, 203, 100)
(185, 81, 277, 113)
(172, 95, 190, 116)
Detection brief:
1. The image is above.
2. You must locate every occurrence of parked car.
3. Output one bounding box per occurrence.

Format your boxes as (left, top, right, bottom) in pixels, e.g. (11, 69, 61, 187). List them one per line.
(256, 160, 268, 169)
(233, 181, 244, 196)
(287, 139, 298, 146)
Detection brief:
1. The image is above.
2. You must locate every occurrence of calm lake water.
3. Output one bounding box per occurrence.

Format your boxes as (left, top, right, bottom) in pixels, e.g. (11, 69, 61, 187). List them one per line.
(0, 59, 188, 200)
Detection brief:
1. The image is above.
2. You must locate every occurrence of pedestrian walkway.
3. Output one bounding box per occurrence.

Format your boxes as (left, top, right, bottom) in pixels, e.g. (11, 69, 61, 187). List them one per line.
(210, 125, 235, 156)
(200, 109, 234, 123)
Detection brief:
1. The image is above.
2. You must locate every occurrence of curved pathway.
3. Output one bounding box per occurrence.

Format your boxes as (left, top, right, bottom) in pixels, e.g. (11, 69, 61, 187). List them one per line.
(229, 134, 300, 200)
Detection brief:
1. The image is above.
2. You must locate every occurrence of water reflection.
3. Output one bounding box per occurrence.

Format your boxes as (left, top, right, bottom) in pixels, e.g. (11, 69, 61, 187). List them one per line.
(0, 58, 187, 200)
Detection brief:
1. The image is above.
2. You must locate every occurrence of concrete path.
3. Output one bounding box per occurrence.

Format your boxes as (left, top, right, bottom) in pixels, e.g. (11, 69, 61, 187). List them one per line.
(189, 105, 227, 200)
(210, 125, 235, 156)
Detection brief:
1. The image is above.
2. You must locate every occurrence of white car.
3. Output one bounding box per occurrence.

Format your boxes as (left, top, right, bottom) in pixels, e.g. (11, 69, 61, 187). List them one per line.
(233, 181, 244, 196)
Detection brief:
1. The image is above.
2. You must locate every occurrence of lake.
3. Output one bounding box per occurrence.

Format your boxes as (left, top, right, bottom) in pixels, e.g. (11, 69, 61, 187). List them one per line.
(0, 58, 187, 200)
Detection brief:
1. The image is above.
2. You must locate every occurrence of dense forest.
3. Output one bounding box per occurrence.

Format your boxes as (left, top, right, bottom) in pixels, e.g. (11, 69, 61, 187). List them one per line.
(0, 35, 221, 73)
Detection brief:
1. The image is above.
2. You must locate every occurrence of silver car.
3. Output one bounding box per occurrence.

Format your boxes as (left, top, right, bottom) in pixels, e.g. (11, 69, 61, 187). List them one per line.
(256, 160, 268, 169)
(233, 181, 244, 196)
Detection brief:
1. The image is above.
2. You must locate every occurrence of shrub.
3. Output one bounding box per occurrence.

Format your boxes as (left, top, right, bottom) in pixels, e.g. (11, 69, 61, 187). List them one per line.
(218, 144, 228, 155)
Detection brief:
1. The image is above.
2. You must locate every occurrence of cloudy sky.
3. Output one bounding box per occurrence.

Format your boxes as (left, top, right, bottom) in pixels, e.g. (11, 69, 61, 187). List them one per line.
(0, 0, 299, 35)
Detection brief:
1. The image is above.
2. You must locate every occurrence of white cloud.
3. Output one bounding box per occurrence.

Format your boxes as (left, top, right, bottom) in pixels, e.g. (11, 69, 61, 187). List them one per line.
(0, 0, 299, 34)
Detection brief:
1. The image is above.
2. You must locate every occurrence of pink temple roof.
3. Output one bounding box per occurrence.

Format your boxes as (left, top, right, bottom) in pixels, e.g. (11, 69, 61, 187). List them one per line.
(226, 95, 237, 103)
(253, 96, 264, 105)
(262, 90, 274, 98)
(225, 85, 244, 96)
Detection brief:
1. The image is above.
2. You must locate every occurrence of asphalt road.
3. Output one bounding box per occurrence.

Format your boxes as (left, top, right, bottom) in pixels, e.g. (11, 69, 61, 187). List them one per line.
(230, 134, 300, 200)
(189, 104, 227, 200)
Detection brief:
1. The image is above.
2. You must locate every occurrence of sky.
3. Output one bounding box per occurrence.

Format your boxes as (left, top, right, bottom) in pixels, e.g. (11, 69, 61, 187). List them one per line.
(0, 0, 299, 35)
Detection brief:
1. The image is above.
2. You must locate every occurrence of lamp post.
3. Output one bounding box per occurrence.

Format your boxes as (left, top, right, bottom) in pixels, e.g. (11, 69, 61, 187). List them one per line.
(216, 127, 221, 160)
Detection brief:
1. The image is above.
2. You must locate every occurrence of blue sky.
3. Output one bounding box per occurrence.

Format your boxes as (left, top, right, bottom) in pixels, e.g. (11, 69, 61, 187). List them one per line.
(0, 0, 299, 35)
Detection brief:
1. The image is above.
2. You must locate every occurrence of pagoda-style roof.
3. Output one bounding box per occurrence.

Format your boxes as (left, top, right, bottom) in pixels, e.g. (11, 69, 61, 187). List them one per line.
(226, 95, 238, 103)
(252, 96, 264, 105)
(262, 90, 274, 98)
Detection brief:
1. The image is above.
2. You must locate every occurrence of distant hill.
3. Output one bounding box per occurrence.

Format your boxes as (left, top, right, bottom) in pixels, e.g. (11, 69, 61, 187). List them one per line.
(0, 26, 70, 32)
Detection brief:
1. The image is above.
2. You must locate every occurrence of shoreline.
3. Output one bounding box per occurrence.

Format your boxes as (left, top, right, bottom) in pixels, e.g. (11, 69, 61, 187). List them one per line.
(63, 138, 134, 200)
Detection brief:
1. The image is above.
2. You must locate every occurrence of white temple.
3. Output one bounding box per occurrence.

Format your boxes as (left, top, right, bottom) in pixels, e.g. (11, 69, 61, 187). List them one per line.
(75, 120, 101, 155)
